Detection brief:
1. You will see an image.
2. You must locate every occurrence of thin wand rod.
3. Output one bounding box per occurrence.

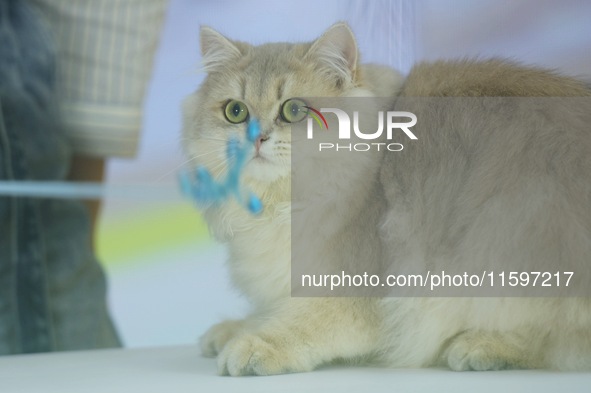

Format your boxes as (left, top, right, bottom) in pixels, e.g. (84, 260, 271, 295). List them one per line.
(0, 181, 180, 201)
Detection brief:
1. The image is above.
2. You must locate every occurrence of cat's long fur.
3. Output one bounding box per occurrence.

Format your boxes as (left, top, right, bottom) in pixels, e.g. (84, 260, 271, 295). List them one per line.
(183, 23, 591, 375)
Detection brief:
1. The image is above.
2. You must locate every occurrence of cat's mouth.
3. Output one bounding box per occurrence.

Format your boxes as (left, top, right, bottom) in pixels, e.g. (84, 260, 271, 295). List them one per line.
(251, 153, 271, 165)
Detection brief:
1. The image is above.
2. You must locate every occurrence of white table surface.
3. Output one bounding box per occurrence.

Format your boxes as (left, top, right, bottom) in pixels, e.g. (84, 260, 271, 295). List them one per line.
(1, 345, 590, 393)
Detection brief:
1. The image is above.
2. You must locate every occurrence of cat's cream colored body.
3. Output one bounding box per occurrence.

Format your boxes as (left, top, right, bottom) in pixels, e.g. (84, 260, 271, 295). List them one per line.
(183, 23, 591, 375)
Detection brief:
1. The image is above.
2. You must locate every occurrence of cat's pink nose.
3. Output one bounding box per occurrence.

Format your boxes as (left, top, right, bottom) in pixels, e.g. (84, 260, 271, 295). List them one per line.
(255, 135, 269, 153)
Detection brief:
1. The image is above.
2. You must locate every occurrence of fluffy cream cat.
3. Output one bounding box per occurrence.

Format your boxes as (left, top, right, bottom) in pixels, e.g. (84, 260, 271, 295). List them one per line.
(183, 23, 591, 376)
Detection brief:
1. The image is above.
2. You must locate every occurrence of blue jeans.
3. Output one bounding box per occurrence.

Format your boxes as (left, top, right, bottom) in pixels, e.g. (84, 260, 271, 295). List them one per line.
(0, 0, 120, 354)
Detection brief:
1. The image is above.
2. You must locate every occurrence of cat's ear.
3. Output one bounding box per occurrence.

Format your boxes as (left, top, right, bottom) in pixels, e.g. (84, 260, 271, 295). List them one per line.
(200, 26, 243, 73)
(306, 22, 359, 87)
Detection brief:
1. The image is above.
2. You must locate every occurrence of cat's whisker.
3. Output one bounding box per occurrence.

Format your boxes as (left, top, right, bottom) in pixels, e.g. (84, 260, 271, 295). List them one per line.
(207, 160, 229, 178)
(149, 157, 205, 184)
(199, 135, 236, 143)
(188, 149, 226, 159)
(149, 149, 227, 184)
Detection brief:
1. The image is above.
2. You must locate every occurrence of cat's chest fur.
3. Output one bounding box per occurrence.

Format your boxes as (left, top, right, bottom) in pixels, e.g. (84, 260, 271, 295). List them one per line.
(221, 202, 292, 307)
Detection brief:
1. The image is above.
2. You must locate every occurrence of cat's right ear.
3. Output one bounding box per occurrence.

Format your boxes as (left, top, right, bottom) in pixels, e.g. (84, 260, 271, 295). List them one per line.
(200, 26, 242, 73)
(306, 22, 359, 87)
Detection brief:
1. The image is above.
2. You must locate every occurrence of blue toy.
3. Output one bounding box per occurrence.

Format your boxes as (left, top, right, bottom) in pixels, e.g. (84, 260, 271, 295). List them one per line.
(179, 119, 263, 215)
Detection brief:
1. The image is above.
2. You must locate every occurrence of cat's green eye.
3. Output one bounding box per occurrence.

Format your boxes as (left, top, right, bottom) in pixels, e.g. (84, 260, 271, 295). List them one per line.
(224, 100, 249, 123)
(280, 98, 308, 123)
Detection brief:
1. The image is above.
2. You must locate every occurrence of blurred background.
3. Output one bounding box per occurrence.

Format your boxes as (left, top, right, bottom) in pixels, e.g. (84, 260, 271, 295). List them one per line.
(97, 0, 591, 348)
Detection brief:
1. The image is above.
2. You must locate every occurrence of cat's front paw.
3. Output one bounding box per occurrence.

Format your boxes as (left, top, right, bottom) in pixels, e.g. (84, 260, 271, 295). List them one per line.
(199, 320, 246, 358)
(218, 333, 313, 376)
(444, 331, 518, 371)
(446, 341, 507, 371)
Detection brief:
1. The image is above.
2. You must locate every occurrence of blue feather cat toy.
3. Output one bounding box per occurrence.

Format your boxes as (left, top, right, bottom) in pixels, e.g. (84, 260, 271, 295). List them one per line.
(179, 119, 263, 215)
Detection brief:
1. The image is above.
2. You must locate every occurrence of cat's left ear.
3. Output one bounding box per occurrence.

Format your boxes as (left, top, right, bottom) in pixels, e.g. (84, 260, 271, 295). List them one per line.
(306, 22, 359, 87)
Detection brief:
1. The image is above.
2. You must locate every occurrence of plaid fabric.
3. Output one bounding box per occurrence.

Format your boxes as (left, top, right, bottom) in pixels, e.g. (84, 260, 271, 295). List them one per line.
(29, 0, 169, 157)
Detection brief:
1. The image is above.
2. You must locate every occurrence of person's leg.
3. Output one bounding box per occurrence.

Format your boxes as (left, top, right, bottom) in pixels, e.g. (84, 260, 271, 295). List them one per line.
(0, 0, 119, 355)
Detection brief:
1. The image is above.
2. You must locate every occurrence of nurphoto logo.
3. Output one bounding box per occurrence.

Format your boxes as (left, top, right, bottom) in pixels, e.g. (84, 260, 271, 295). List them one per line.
(305, 107, 418, 152)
